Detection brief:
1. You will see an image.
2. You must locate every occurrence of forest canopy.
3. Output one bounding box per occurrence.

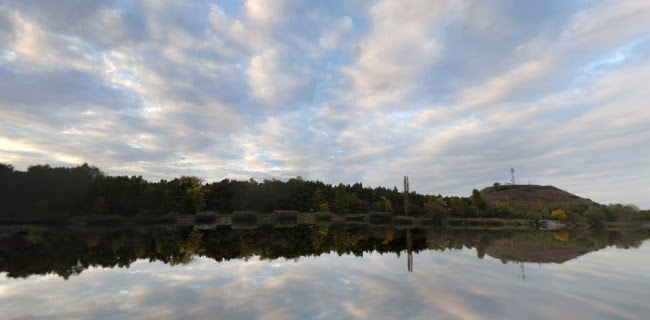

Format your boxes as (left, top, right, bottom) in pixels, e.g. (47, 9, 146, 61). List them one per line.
(0, 163, 646, 225)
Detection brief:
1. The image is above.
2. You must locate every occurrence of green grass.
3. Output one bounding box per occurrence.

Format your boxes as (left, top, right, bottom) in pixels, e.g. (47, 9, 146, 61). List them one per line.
(232, 211, 258, 225)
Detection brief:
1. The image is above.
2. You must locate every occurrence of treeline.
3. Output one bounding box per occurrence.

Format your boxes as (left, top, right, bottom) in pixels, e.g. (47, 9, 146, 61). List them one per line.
(0, 163, 647, 225)
(0, 163, 422, 217)
(0, 163, 455, 218)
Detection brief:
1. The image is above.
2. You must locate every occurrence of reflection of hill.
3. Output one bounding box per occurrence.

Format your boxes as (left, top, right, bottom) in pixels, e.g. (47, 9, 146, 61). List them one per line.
(0, 225, 648, 279)
(485, 245, 591, 264)
(480, 185, 597, 206)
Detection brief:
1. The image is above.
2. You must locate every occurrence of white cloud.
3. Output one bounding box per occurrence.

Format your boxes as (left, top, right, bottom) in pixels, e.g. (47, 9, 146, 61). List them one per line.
(339, 0, 452, 109)
(0, 0, 649, 207)
(247, 45, 315, 107)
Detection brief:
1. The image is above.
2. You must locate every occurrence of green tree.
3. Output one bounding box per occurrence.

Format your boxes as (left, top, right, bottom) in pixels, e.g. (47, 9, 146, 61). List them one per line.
(187, 186, 207, 212)
(424, 197, 447, 219)
(319, 202, 330, 213)
(92, 196, 108, 215)
(313, 189, 327, 211)
(471, 189, 487, 210)
(379, 196, 388, 212)
(0, 163, 14, 176)
(333, 184, 350, 213)
(584, 206, 606, 229)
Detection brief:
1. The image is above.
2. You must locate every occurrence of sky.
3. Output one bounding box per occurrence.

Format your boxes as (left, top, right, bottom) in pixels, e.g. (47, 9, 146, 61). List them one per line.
(0, 0, 649, 208)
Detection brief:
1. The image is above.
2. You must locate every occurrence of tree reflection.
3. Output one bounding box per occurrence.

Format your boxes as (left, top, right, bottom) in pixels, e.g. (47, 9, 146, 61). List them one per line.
(0, 225, 648, 279)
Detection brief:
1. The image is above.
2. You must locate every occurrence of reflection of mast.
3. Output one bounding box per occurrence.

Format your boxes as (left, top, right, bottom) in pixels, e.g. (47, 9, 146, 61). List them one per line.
(519, 262, 526, 281)
(404, 177, 412, 272)
(407, 229, 413, 272)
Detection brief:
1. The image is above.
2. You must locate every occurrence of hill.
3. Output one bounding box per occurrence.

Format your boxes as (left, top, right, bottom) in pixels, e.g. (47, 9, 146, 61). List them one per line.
(478, 184, 597, 206)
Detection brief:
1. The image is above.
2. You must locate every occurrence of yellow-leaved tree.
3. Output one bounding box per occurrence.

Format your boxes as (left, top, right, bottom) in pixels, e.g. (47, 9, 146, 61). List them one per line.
(386, 199, 395, 214)
(551, 209, 568, 220)
(553, 232, 570, 242)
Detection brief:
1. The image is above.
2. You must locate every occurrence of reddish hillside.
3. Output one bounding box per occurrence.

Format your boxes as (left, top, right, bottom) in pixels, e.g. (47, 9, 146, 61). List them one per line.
(485, 244, 591, 264)
(478, 184, 597, 206)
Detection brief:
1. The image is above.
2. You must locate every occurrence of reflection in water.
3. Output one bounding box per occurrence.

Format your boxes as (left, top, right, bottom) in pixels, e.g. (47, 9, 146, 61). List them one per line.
(407, 228, 413, 272)
(1, 225, 650, 319)
(0, 224, 648, 279)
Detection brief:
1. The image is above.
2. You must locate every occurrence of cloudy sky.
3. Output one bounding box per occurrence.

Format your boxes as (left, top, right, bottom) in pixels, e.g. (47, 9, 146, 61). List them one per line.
(0, 0, 649, 207)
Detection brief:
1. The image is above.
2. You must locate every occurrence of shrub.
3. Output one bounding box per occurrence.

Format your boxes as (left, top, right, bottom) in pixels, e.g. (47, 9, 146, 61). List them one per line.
(318, 203, 330, 213)
(421, 218, 443, 226)
(273, 211, 297, 227)
(134, 211, 179, 225)
(584, 206, 605, 229)
(315, 213, 332, 222)
(195, 211, 217, 224)
(551, 209, 568, 220)
(346, 215, 365, 223)
(232, 211, 258, 224)
(274, 210, 298, 222)
(0, 215, 69, 225)
(159, 212, 179, 224)
(86, 215, 124, 226)
(553, 232, 570, 242)
(369, 212, 393, 224)
(394, 216, 415, 226)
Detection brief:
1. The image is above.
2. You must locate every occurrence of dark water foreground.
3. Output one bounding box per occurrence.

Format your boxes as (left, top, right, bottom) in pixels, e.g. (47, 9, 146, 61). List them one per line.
(1, 225, 649, 319)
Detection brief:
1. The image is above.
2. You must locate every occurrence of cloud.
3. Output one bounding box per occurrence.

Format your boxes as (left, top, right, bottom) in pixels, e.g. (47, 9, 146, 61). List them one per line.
(247, 45, 316, 108)
(0, 0, 649, 207)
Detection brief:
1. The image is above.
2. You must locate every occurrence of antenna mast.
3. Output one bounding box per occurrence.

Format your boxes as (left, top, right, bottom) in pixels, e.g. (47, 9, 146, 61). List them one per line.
(511, 168, 516, 185)
(403, 176, 410, 216)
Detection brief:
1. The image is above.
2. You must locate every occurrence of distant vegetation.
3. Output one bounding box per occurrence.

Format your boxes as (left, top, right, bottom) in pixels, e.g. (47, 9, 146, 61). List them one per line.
(0, 163, 647, 228)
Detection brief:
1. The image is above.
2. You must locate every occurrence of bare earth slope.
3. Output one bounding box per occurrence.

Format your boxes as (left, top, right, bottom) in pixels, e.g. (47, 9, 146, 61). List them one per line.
(479, 185, 598, 206)
(485, 244, 591, 264)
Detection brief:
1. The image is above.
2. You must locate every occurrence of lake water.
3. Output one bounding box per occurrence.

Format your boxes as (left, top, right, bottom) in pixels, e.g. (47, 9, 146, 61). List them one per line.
(1, 226, 649, 319)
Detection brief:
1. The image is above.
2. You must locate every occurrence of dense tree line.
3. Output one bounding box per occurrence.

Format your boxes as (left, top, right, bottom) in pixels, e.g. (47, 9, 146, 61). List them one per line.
(0, 163, 441, 218)
(0, 163, 646, 225)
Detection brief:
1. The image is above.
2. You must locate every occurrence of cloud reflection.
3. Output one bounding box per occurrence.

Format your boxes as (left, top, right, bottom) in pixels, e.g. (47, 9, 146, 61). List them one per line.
(2, 242, 650, 319)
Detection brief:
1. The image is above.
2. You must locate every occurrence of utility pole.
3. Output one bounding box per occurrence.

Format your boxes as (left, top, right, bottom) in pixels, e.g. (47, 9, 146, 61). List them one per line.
(511, 168, 516, 185)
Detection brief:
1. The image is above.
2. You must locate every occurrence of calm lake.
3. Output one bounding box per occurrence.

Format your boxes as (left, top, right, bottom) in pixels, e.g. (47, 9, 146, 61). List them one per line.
(1, 225, 649, 319)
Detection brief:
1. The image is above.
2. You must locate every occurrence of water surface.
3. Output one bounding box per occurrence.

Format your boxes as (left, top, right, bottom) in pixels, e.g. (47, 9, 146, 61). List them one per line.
(1, 226, 649, 319)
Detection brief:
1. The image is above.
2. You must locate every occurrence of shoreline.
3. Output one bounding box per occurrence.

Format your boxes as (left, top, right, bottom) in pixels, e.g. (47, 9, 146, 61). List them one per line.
(1, 212, 648, 231)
